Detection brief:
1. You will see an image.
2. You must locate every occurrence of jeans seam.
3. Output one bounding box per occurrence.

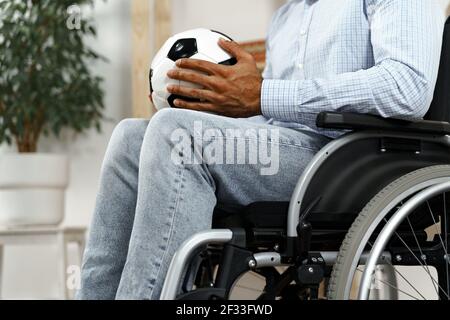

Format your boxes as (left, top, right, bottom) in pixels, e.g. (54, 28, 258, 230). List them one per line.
(200, 136, 321, 153)
(149, 166, 185, 299)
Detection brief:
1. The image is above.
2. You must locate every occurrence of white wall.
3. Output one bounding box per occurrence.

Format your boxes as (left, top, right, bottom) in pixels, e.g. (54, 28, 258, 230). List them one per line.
(171, 0, 449, 41)
(441, 0, 450, 12)
(171, 0, 284, 41)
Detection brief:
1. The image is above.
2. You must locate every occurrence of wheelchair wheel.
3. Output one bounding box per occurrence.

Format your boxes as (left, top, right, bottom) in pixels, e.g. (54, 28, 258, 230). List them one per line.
(328, 165, 450, 300)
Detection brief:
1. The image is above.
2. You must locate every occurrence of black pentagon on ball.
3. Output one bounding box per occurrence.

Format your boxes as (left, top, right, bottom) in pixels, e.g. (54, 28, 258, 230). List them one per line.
(168, 38, 198, 62)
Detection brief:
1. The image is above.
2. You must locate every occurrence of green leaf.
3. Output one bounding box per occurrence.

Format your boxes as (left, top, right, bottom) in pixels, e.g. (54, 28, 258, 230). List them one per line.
(0, 0, 107, 152)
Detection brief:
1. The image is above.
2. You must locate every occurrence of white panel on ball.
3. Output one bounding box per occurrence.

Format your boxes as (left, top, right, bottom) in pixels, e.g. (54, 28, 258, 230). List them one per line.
(150, 28, 236, 111)
(195, 29, 233, 63)
(151, 58, 179, 98)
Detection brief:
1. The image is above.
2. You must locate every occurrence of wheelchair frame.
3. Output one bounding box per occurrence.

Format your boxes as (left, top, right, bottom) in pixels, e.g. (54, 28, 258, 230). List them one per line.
(160, 130, 450, 300)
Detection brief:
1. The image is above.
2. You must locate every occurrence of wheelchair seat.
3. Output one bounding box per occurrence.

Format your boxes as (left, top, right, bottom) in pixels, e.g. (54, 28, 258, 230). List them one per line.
(212, 202, 289, 229)
(213, 202, 357, 230)
(212, 201, 360, 253)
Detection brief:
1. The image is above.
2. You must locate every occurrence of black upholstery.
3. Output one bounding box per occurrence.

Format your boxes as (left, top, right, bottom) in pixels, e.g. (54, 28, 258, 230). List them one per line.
(426, 17, 450, 123)
(212, 202, 290, 229)
(213, 202, 357, 230)
(212, 201, 355, 250)
(299, 136, 450, 216)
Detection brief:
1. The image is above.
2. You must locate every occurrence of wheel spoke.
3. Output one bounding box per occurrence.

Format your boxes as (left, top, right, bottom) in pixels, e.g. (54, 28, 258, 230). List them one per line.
(426, 201, 448, 254)
(389, 224, 450, 299)
(356, 268, 421, 300)
(234, 284, 264, 293)
(367, 241, 427, 300)
(444, 193, 449, 299)
(427, 200, 450, 299)
(405, 216, 439, 297)
(380, 218, 448, 298)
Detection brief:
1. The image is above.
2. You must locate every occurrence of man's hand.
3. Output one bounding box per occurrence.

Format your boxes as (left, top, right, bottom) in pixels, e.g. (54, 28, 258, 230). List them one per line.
(166, 38, 263, 118)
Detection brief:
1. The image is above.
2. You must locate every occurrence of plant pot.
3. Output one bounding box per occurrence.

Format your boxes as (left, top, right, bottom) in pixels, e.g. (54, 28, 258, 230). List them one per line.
(0, 153, 69, 227)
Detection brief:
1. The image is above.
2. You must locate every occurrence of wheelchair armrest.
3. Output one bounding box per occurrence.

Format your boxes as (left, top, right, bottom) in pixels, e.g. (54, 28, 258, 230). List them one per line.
(316, 112, 450, 135)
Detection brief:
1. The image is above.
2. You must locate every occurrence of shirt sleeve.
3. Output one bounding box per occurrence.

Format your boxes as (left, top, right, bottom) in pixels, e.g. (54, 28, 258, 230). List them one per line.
(261, 0, 445, 124)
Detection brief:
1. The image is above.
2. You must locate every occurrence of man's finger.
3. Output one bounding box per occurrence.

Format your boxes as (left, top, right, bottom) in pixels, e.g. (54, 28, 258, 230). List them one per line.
(176, 58, 225, 76)
(173, 99, 219, 113)
(167, 85, 225, 104)
(218, 38, 252, 61)
(167, 69, 218, 90)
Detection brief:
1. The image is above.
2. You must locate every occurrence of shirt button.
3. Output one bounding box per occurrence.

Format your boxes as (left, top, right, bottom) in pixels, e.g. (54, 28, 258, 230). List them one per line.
(298, 63, 304, 69)
(300, 29, 307, 36)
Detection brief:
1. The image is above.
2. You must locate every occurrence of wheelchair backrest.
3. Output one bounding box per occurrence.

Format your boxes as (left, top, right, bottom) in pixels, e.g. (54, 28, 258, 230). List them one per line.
(425, 17, 450, 123)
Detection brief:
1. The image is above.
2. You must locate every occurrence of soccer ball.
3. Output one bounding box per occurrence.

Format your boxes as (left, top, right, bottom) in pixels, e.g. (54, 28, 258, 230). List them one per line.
(149, 28, 237, 110)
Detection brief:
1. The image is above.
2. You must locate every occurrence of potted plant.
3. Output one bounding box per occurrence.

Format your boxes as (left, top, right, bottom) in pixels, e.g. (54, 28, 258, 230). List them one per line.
(0, 0, 105, 226)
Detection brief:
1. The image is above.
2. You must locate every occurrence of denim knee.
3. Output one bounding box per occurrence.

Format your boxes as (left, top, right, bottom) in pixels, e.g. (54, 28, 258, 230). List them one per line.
(102, 119, 149, 170)
(110, 119, 148, 146)
(146, 109, 199, 142)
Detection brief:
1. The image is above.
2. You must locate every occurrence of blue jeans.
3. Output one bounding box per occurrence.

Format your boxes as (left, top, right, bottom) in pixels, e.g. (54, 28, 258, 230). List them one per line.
(77, 109, 330, 300)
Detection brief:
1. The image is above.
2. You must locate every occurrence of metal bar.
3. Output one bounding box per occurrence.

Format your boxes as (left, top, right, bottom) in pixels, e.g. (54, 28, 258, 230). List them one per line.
(160, 229, 233, 300)
(318, 251, 391, 266)
(253, 252, 282, 268)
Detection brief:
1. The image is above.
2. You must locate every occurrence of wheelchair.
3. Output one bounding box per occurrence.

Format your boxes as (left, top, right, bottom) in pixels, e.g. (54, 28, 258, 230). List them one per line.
(160, 18, 450, 300)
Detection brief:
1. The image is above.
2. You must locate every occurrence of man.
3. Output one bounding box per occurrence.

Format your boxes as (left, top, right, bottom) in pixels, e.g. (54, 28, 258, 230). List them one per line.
(78, 0, 444, 299)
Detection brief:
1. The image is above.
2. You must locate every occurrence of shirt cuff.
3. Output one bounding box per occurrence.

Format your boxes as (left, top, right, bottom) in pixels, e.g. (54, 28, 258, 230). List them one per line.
(260, 79, 300, 122)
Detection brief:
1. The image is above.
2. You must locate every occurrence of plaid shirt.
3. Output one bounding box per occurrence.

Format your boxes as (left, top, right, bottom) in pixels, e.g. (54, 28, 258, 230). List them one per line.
(257, 0, 445, 138)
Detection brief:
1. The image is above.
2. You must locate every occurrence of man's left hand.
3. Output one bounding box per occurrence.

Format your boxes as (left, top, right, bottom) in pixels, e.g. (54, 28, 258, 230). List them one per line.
(167, 38, 263, 118)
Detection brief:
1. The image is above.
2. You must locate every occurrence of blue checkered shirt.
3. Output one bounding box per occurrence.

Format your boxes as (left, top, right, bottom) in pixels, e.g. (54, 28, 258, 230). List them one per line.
(255, 0, 445, 138)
